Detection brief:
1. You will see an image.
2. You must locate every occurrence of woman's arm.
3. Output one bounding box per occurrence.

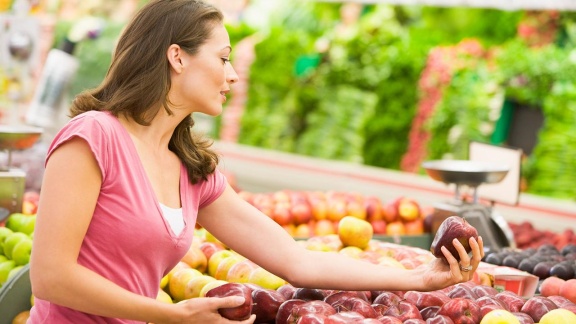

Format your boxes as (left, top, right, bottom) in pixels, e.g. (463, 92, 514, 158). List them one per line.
(198, 185, 483, 292)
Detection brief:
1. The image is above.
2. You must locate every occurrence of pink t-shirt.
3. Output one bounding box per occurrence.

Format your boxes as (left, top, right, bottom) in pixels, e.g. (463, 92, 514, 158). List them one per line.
(29, 111, 227, 323)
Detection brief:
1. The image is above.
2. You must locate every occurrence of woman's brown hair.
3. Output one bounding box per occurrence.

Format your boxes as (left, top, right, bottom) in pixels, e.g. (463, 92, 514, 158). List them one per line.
(70, 0, 223, 184)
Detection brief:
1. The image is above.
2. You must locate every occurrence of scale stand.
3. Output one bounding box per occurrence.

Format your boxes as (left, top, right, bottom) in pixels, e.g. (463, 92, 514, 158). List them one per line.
(0, 125, 43, 215)
(422, 160, 516, 254)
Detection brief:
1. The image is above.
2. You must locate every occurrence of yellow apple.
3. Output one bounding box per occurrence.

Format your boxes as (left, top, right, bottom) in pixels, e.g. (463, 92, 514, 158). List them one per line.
(199, 279, 228, 297)
(207, 250, 235, 277)
(337, 216, 373, 250)
(168, 268, 203, 302)
(479, 309, 519, 324)
(338, 246, 364, 259)
(156, 289, 173, 304)
(181, 245, 208, 273)
(539, 308, 576, 324)
(248, 267, 286, 290)
(226, 259, 258, 283)
(184, 275, 217, 299)
(213, 255, 243, 281)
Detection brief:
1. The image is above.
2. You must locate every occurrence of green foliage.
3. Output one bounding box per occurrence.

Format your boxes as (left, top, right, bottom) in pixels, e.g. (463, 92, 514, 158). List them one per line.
(523, 81, 576, 199)
(426, 66, 502, 160)
(295, 85, 377, 163)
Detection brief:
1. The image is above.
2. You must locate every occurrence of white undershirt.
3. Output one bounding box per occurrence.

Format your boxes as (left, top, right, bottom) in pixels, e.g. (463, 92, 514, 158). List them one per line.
(159, 203, 184, 236)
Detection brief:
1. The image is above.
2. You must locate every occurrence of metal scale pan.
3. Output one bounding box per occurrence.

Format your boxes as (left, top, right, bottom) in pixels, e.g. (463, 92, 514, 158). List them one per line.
(0, 125, 43, 214)
(422, 159, 515, 253)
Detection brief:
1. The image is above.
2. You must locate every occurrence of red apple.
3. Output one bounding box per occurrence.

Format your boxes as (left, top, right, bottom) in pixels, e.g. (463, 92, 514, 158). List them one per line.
(382, 197, 401, 223)
(495, 291, 526, 312)
(426, 314, 455, 324)
(471, 284, 499, 297)
(204, 282, 253, 320)
(293, 288, 326, 301)
(365, 196, 383, 222)
(295, 313, 327, 324)
(332, 297, 378, 318)
(547, 295, 574, 307)
(273, 203, 293, 226)
(383, 300, 423, 322)
(276, 299, 307, 324)
(370, 219, 387, 235)
(430, 216, 479, 262)
(446, 283, 479, 300)
(278, 283, 298, 300)
(512, 312, 535, 324)
(405, 219, 425, 235)
(324, 290, 370, 308)
(251, 287, 287, 323)
(287, 300, 336, 323)
(291, 202, 313, 225)
(437, 298, 481, 324)
(476, 295, 509, 310)
(376, 315, 403, 324)
(403, 291, 450, 310)
(325, 311, 365, 323)
(198, 242, 224, 261)
(403, 319, 426, 324)
(372, 291, 403, 307)
(520, 296, 558, 323)
(419, 306, 441, 320)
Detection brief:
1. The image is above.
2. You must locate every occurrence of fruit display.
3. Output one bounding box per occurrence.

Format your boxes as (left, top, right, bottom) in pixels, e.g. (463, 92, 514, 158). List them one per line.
(482, 243, 576, 280)
(237, 190, 428, 238)
(509, 221, 576, 251)
(156, 224, 575, 323)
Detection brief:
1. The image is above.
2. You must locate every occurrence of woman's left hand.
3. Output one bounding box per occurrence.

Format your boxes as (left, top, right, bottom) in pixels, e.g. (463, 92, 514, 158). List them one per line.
(421, 236, 484, 291)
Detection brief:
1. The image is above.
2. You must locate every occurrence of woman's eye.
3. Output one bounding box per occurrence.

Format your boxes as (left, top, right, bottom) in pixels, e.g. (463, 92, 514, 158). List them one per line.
(221, 58, 230, 64)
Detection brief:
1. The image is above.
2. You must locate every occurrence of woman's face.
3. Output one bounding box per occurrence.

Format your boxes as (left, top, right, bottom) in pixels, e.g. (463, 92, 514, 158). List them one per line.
(169, 23, 238, 116)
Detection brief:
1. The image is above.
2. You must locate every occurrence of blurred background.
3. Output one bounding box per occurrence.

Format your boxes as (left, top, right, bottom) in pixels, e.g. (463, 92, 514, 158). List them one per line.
(1, 0, 575, 202)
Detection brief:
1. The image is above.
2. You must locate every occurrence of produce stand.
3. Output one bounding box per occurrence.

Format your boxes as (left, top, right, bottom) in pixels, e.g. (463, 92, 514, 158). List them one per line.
(0, 264, 31, 324)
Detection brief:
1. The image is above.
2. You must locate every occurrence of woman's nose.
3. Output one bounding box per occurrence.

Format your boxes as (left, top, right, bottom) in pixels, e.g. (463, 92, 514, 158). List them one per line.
(227, 64, 239, 84)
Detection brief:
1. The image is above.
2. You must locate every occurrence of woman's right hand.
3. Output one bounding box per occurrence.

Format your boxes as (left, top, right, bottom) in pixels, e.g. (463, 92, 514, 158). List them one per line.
(158, 296, 256, 324)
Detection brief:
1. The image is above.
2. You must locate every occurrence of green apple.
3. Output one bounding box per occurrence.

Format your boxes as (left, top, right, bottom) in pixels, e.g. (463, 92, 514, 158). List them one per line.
(0, 259, 16, 285)
(19, 215, 36, 235)
(7, 265, 24, 281)
(5, 213, 26, 232)
(3, 232, 30, 259)
(12, 239, 32, 266)
(0, 255, 7, 263)
(0, 227, 13, 256)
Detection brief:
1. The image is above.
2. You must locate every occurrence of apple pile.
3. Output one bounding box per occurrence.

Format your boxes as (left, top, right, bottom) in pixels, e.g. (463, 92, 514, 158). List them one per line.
(0, 213, 36, 288)
(509, 221, 576, 251)
(238, 190, 429, 238)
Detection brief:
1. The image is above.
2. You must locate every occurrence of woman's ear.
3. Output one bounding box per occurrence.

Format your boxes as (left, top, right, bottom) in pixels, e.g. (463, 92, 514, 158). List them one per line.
(167, 44, 184, 73)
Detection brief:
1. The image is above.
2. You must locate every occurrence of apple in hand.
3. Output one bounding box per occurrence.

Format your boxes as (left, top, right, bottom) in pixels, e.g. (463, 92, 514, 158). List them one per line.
(204, 282, 253, 321)
(437, 298, 481, 324)
(430, 216, 479, 262)
(251, 287, 287, 323)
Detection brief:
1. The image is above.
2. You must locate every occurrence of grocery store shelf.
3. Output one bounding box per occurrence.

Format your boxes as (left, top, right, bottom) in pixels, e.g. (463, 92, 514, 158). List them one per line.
(315, 0, 576, 11)
(215, 141, 576, 233)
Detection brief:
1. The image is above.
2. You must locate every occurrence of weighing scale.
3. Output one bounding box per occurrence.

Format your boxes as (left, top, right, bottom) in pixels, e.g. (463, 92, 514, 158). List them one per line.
(0, 125, 43, 216)
(422, 156, 518, 254)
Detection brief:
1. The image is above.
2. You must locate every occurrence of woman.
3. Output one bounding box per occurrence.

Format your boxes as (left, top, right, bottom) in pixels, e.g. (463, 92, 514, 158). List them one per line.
(29, 1, 484, 323)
